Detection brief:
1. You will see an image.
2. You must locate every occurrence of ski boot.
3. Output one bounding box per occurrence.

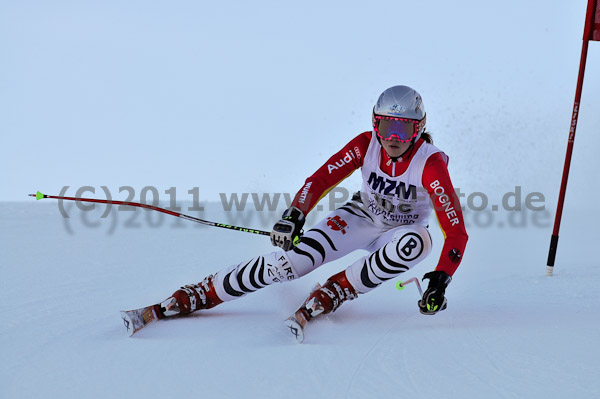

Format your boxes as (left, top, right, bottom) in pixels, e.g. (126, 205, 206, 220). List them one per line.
(122, 275, 224, 336)
(284, 270, 358, 343)
(157, 274, 224, 318)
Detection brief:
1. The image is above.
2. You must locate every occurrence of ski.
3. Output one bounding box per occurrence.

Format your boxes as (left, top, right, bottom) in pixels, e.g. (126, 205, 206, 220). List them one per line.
(120, 305, 160, 336)
(284, 310, 309, 343)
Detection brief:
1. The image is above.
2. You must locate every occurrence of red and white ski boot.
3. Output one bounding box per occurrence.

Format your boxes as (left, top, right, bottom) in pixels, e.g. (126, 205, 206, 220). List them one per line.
(284, 270, 358, 343)
(121, 275, 223, 336)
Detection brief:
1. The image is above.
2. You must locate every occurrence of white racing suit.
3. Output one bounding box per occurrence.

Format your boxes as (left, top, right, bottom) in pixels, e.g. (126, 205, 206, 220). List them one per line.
(212, 195, 432, 302)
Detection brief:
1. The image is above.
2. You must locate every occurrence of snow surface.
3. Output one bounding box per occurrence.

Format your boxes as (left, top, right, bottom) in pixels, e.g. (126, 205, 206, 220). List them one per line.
(1, 201, 599, 399)
(2, 1, 600, 397)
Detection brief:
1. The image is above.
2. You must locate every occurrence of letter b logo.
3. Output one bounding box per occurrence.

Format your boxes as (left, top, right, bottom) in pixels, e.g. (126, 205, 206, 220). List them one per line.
(401, 238, 417, 257)
(396, 233, 424, 262)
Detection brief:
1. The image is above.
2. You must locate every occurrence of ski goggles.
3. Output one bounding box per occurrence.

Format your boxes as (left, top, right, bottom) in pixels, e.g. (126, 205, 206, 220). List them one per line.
(373, 115, 426, 142)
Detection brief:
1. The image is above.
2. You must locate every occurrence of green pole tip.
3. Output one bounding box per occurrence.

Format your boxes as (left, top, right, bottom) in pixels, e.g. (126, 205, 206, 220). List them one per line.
(396, 281, 405, 291)
(36, 191, 45, 200)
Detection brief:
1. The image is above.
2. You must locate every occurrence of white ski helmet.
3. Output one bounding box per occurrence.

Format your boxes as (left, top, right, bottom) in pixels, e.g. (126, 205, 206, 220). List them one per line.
(372, 85, 426, 143)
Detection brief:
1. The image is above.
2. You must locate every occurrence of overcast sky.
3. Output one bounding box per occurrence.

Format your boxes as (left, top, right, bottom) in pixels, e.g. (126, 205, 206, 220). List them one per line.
(1, 0, 599, 212)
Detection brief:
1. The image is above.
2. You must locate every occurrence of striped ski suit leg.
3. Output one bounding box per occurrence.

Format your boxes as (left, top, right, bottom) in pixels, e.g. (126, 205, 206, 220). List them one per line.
(213, 251, 300, 302)
(345, 224, 433, 294)
(212, 205, 378, 303)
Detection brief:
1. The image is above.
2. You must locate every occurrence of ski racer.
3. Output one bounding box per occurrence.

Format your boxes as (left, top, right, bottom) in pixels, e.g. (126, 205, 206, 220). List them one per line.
(147, 85, 469, 339)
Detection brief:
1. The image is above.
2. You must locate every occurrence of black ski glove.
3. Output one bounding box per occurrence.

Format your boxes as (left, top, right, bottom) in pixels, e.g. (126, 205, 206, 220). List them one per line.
(418, 271, 452, 315)
(271, 206, 305, 251)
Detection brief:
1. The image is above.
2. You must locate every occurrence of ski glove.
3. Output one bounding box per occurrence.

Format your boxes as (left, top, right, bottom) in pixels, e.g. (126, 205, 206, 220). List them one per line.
(418, 271, 452, 315)
(271, 206, 305, 251)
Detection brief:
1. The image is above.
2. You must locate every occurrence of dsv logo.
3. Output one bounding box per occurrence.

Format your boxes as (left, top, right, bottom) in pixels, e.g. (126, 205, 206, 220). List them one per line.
(327, 215, 348, 234)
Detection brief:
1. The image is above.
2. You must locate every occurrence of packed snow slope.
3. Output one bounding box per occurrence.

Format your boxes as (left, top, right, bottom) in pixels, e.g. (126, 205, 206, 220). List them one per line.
(1, 200, 598, 399)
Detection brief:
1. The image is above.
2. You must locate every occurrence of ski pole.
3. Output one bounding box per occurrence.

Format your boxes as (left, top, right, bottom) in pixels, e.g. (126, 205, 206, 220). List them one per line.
(396, 277, 423, 297)
(29, 191, 270, 236)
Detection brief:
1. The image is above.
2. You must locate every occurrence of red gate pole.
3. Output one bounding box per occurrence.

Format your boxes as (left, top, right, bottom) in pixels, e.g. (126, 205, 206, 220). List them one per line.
(547, 0, 598, 275)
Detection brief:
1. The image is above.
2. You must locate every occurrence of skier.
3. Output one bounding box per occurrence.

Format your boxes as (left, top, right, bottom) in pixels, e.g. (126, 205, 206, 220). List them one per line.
(130, 85, 469, 340)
